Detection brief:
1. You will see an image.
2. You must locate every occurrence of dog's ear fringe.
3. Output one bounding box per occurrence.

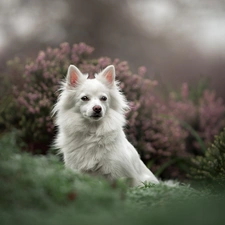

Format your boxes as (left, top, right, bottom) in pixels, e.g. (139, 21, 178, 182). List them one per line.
(66, 65, 84, 87)
(65, 65, 89, 88)
(97, 65, 116, 87)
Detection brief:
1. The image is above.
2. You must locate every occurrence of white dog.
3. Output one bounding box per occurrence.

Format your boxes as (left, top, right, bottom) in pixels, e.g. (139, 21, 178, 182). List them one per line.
(53, 65, 159, 186)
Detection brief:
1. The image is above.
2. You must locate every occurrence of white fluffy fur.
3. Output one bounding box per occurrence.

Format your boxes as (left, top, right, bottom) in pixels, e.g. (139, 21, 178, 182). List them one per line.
(52, 65, 159, 186)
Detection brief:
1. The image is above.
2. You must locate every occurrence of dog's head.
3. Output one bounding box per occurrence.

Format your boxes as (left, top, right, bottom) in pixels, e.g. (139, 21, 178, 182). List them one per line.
(65, 65, 118, 122)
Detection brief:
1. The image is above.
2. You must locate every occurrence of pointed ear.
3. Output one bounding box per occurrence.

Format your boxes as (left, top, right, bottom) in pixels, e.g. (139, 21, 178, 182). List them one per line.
(66, 65, 83, 87)
(100, 65, 115, 86)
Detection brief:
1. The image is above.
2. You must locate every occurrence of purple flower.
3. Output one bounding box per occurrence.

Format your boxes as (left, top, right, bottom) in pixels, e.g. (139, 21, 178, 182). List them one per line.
(8, 42, 225, 180)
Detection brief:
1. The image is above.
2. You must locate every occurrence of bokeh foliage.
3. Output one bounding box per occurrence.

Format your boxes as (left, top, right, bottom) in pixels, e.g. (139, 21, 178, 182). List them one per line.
(0, 42, 224, 179)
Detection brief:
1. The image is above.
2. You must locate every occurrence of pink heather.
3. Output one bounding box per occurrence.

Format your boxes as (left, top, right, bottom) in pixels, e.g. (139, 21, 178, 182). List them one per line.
(9, 42, 225, 173)
(138, 66, 147, 77)
(181, 82, 189, 100)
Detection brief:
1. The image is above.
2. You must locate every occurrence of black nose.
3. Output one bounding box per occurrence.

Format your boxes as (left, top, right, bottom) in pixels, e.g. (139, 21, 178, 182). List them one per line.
(93, 105, 102, 113)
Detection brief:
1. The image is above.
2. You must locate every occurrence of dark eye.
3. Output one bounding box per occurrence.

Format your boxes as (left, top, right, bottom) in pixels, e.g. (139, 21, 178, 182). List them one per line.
(81, 96, 89, 101)
(100, 96, 107, 101)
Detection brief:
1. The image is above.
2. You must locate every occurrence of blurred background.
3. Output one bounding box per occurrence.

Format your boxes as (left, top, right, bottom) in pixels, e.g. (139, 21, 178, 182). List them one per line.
(0, 0, 225, 99)
(1, 1, 225, 222)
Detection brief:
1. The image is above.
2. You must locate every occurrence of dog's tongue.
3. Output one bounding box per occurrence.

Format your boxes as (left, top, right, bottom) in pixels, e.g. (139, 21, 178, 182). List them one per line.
(87, 74, 95, 79)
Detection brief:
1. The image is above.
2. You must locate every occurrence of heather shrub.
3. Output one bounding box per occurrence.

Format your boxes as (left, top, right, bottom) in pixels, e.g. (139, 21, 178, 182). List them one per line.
(0, 57, 25, 131)
(2, 42, 225, 179)
(159, 84, 225, 178)
(168, 84, 225, 154)
(3, 43, 95, 153)
(189, 128, 225, 190)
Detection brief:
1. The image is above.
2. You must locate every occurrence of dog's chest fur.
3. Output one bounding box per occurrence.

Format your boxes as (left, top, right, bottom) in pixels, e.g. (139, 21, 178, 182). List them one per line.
(62, 129, 119, 175)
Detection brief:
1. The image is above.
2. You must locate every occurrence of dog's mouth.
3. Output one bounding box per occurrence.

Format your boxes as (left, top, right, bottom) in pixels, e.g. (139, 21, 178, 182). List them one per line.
(90, 113, 102, 120)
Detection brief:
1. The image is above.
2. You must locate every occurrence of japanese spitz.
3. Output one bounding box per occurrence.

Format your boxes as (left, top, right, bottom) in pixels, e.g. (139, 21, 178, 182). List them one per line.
(53, 65, 159, 186)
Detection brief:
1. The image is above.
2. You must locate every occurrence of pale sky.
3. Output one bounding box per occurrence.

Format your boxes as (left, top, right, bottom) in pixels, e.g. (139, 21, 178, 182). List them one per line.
(0, 0, 225, 59)
(130, 0, 225, 57)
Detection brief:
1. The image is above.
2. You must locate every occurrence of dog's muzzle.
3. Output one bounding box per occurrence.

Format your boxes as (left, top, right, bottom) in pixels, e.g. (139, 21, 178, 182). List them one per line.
(91, 105, 102, 119)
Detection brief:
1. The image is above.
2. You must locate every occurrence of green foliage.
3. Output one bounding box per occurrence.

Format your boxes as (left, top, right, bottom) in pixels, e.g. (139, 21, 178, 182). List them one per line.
(189, 128, 225, 189)
(127, 182, 205, 209)
(189, 78, 209, 104)
(1, 132, 225, 225)
(0, 132, 125, 210)
(0, 130, 20, 156)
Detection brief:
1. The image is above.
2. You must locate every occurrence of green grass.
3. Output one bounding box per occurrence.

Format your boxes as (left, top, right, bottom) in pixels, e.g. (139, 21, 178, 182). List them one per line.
(0, 132, 225, 225)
